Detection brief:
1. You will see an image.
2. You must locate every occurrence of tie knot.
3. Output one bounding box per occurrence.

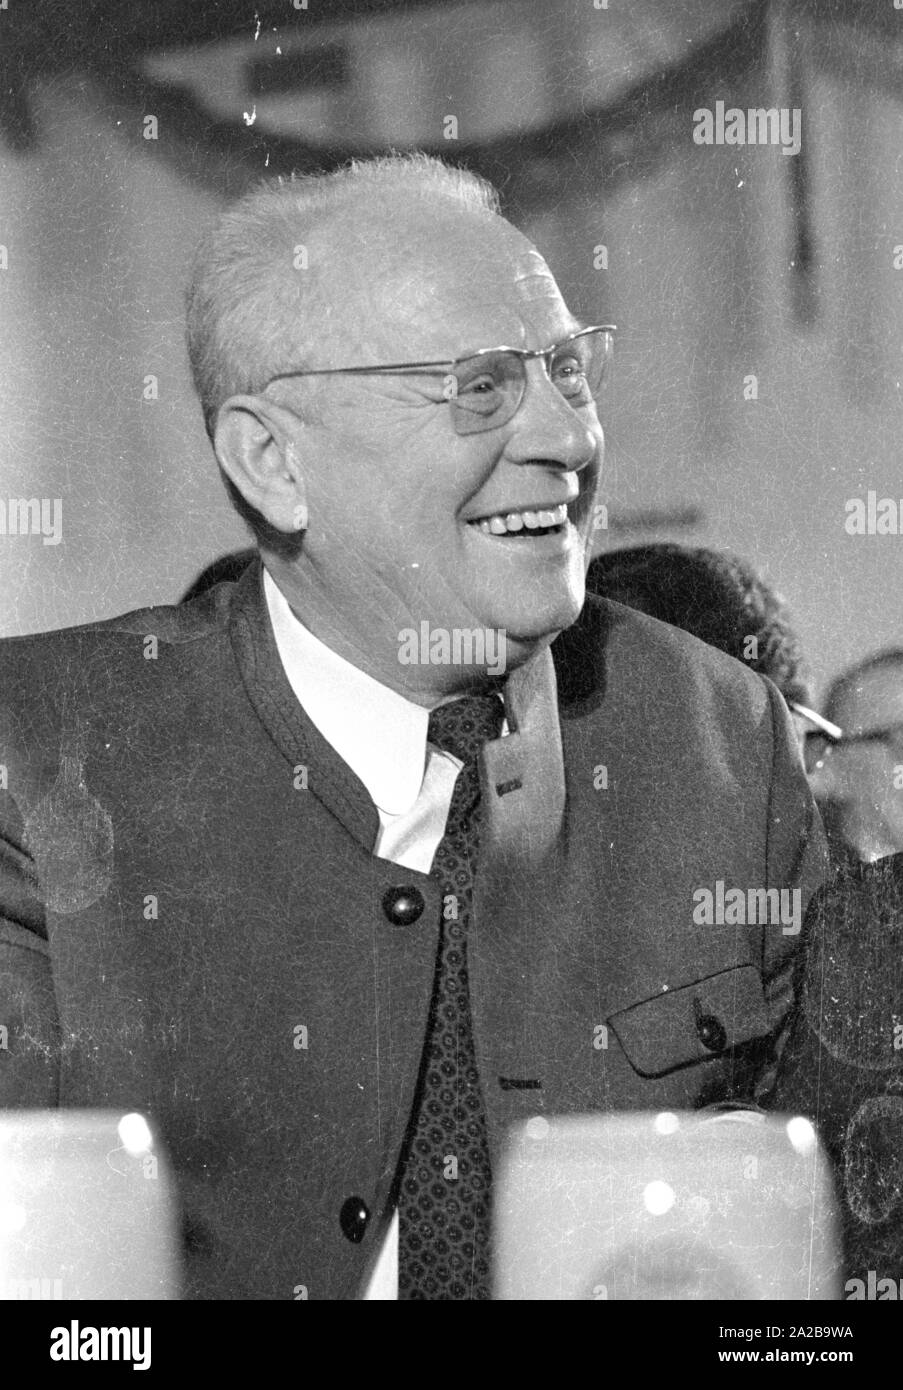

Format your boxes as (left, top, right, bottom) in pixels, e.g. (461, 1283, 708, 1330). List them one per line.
(427, 693, 504, 765)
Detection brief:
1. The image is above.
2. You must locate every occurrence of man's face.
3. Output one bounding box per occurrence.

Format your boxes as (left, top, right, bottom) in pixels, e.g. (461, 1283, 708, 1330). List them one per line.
(282, 209, 605, 682)
(809, 664, 903, 861)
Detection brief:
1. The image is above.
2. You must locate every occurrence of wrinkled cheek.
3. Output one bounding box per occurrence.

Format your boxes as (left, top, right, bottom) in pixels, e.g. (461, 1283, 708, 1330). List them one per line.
(579, 449, 604, 515)
(368, 520, 450, 587)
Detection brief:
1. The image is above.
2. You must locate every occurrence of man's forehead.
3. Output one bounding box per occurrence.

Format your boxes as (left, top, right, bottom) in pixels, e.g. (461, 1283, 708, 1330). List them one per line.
(428, 237, 576, 337)
(314, 210, 577, 356)
(512, 248, 565, 303)
(839, 667, 903, 729)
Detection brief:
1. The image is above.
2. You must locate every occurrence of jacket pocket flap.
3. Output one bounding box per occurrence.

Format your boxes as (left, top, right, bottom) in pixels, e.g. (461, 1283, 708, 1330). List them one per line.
(607, 965, 771, 1079)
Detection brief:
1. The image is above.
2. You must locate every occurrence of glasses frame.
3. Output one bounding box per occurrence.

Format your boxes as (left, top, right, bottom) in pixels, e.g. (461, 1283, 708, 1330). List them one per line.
(790, 702, 843, 775)
(791, 700, 903, 773)
(789, 702, 843, 742)
(261, 324, 617, 428)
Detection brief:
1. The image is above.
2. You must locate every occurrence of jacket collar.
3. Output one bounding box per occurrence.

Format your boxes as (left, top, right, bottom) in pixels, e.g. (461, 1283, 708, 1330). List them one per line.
(482, 642, 566, 865)
(227, 556, 605, 859)
(228, 558, 381, 851)
(262, 567, 432, 817)
(481, 595, 618, 861)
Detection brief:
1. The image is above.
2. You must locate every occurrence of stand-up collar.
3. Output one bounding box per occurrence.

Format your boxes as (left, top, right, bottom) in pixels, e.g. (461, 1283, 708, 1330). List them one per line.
(263, 568, 432, 818)
(228, 556, 570, 861)
(228, 559, 381, 850)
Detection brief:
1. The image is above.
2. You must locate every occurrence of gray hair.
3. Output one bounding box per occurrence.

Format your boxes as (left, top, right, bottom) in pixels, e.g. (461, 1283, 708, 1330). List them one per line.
(185, 153, 502, 444)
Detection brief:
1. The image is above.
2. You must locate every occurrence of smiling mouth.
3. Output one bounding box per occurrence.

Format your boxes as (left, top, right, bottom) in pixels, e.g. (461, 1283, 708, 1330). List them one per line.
(466, 502, 570, 537)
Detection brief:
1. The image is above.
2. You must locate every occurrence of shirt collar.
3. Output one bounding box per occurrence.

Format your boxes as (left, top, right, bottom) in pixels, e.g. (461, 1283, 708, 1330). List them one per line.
(263, 567, 433, 816)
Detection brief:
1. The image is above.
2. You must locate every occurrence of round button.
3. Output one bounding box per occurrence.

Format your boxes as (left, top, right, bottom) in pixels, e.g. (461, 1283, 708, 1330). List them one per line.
(695, 1012, 728, 1053)
(339, 1195, 370, 1244)
(382, 885, 425, 926)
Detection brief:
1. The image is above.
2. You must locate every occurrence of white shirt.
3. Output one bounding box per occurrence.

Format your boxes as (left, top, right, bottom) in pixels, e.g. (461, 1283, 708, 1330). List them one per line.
(264, 568, 505, 1298)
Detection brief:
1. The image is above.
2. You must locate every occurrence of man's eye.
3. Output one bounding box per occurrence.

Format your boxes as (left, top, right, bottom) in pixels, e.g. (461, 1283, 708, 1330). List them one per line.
(458, 374, 498, 395)
(552, 356, 584, 381)
(552, 358, 593, 401)
(452, 372, 504, 417)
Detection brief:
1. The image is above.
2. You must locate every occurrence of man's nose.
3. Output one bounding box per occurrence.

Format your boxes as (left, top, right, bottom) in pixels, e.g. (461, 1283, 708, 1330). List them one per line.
(504, 362, 601, 472)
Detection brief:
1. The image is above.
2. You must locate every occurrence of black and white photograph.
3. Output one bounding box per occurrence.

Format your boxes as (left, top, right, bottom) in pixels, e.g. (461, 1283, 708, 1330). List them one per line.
(0, 0, 900, 1353)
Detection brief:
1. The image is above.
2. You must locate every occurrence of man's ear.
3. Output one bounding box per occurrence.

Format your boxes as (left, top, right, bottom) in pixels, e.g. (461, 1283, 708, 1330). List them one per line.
(213, 396, 308, 535)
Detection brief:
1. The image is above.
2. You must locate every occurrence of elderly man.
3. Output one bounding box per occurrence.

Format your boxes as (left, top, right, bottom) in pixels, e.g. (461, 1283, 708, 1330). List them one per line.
(0, 155, 826, 1300)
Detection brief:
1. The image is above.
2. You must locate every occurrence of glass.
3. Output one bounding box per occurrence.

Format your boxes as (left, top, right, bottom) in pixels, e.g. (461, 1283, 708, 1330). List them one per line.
(262, 325, 616, 434)
(802, 730, 840, 775)
(795, 708, 903, 776)
(789, 702, 843, 775)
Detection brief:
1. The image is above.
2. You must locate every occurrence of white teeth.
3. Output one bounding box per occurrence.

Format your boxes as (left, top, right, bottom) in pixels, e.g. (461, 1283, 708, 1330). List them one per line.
(472, 502, 569, 534)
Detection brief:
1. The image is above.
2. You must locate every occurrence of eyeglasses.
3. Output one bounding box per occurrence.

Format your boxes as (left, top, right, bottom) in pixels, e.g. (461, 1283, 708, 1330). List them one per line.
(790, 702, 843, 775)
(262, 325, 616, 435)
(791, 701, 903, 775)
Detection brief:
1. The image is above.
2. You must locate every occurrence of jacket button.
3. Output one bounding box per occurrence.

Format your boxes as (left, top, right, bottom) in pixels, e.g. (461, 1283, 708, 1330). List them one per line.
(382, 885, 425, 926)
(695, 1012, 728, 1053)
(339, 1196, 370, 1243)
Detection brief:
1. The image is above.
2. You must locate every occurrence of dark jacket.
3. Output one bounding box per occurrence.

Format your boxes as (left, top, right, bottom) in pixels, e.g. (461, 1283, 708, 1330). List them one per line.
(773, 852, 903, 1285)
(0, 560, 827, 1298)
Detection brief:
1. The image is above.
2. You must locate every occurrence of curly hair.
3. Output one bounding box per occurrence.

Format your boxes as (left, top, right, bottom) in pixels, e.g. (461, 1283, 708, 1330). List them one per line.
(587, 543, 811, 706)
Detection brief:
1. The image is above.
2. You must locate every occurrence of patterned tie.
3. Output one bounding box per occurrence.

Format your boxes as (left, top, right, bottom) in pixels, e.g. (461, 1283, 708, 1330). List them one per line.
(397, 692, 505, 1300)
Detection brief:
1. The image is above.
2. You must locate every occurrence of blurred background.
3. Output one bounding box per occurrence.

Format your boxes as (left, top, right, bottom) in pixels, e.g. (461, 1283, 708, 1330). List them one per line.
(0, 0, 901, 696)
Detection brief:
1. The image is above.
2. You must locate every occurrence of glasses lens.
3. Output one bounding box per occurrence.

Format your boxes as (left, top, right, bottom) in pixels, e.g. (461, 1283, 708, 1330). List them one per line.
(551, 329, 612, 403)
(447, 329, 613, 434)
(449, 351, 525, 434)
(804, 732, 831, 774)
(874, 723, 903, 753)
